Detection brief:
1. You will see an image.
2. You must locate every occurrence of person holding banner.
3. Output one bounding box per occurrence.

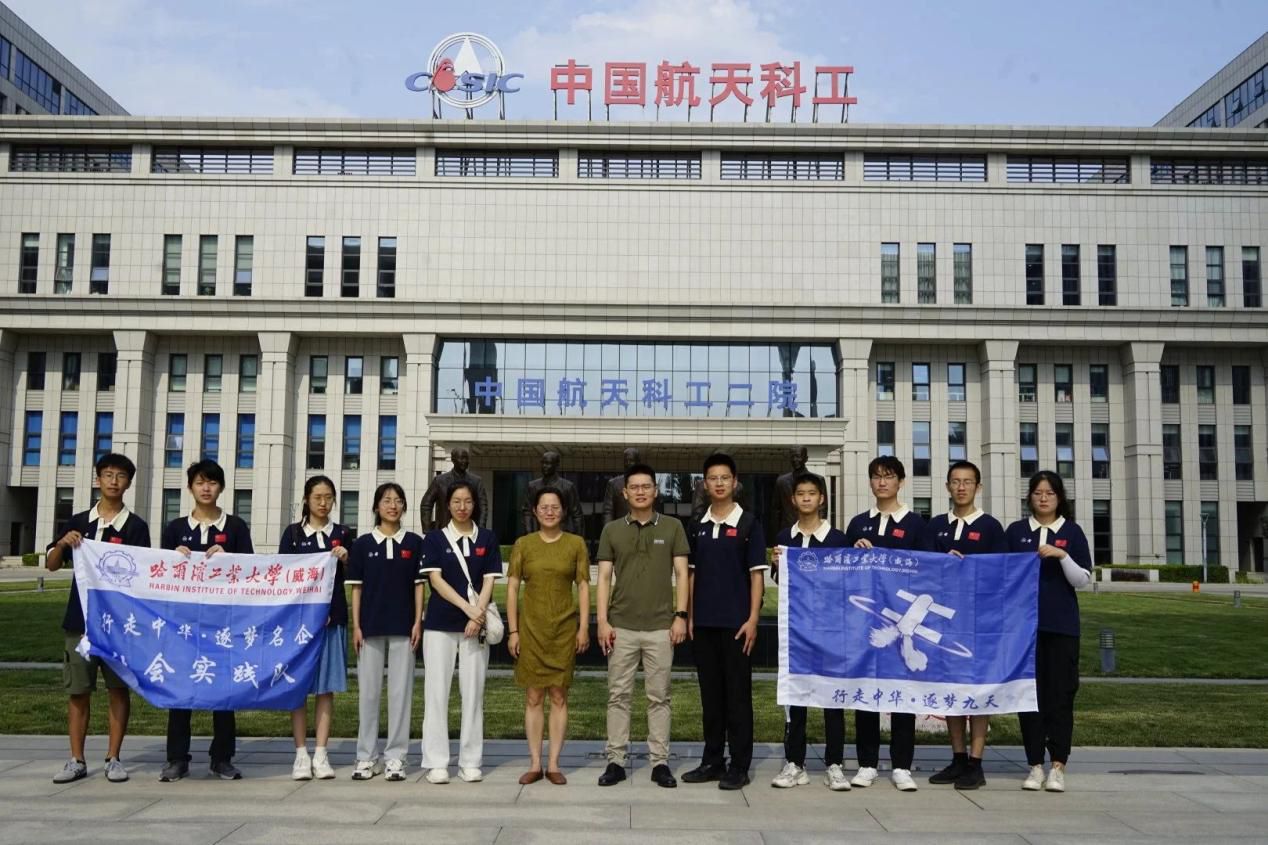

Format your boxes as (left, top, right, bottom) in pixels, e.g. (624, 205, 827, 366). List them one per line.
(506, 486, 591, 785)
(771, 472, 851, 792)
(45, 453, 150, 784)
(844, 455, 932, 792)
(682, 452, 768, 791)
(420, 480, 503, 784)
(925, 460, 1009, 791)
(279, 475, 352, 781)
(348, 482, 424, 782)
(1006, 471, 1092, 793)
(159, 460, 254, 782)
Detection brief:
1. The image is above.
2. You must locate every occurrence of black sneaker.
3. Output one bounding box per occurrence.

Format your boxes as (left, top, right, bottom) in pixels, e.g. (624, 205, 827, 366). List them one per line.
(597, 762, 626, 787)
(650, 764, 677, 788)
(954, 764, 986, 790)
(680, 762, 726, 784)
(159, 760, 189, 782)
(718, 768, 750, 790)
(209, 760, 242, 780)
(928, 758, 967, 785)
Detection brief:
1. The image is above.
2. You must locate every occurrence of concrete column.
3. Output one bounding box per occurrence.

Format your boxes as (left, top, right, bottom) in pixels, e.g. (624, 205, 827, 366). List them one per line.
(256, 332, 298, 544)
(0, 330, 17, 555)
(1120, 341, 1166, 564)
(978, 340, 1020, 519)
(112, 330, 157, 520)
(401, 333, 437, 515)
(836, 338, 873, 525)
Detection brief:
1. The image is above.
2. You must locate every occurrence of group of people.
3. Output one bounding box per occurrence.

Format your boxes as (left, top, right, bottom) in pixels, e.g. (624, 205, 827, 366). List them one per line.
(47, 448, 1091, 797)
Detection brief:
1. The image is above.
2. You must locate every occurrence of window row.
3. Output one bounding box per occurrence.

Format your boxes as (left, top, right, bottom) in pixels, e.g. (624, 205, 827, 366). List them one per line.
(1015, 363, 1111, 404)
(1017, 422, 1112, 479)
(1162, 424, 1254, 482)
(1151, 157, 1268, 186)
(306, 355, 400, 395)
(879, 242, 974, 304)
(1160, 364, 1256, 405)
(1187, 62, 1267, 129)
(160, 234, 255, 296)
(874, 420, 969, 477)
(18, 232, 113, 294)
(10, 145, 131, 173)
(303, 414, 397, 470)
(1006, 156, 1129, 184)
(875, 362, 968, 402)
(21, 411, 113, 466)
(1023, 243, 1119, 306)
(304, 236, 397, 298)
(1168, 245, 1261, 308)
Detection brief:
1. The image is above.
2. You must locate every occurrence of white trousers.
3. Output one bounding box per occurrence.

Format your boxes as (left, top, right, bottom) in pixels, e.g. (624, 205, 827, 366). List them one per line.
(421, 629, 488, 770)
(357, 636, 414, 764)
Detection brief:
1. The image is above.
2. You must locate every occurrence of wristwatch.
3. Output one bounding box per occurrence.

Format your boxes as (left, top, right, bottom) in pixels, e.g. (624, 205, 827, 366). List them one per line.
(674, 611, 689, 620)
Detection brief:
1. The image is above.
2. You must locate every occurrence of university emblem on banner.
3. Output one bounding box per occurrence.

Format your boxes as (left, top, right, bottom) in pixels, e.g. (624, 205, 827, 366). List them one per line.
(95, 550, 138, 588)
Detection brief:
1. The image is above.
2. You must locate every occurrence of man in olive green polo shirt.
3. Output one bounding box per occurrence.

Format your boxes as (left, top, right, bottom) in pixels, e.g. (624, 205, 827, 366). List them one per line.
(596, 462, 690, 789)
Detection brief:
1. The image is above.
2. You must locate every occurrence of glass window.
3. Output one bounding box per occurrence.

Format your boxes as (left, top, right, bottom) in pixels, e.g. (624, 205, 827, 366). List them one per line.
(1025, 244, 1044, 305)
(1160, 365, 1180, 404)
(342, 415, 362, 470)
(165, 413, 184, 468)
(27, 351, 46, 390)
(1089, 364, 1109, 402)
(872, 361, 895, 401)
(94, 412, 112, 460)
(917, 243, 936, 304)
(880, 243, 900, 303)
(236, 414, 255, 469)
(307, 414, 326, 470)
(297, 148, 417, 175)
(151, 146, 272, 174)
(1243, 246, 1261, 308)
(1097, 245, 1117, 306)
(197, 235, 217, 296)
(19, 233, 38, 294)
(1091, 423, 1110, 479)
(89, 234, 110, 294)
(1232, 366, 1251, 405)
(1162, 424, 1182, 479)
(201, 413, 220, 462)
(1017, 364, 1037, 402)
(204, 354, 223, 393)
(54, 233, 74, 294)
(947, 362, 966, 402)
(1092, 500, 1112, 565)
(717, 152, 842, 181)
(340, 492, 359, 532)
(13, 49, 60, 111)
(380, 356, 399, 395)
(341, 237, 360, 297)
(1055, 422, 1074, 477)
(912, 362, 930, 401)
(239, 354, 258, 393)
(1200, 502, 1219, 565)
(97, 352, 116, 392)
(913, 497, 932, 520)
(1054, 364, 1073, 403)
(378, 415, 397, 470)
(234, 235, 253, 296)
(22, 411, 42, 466)
(162, 489, 183, 525)
(948, 421, 967, 462)
(953, 243, 972, 304)
(1198, 424, 1218, 480)
(1206, 246, 1225, 307)
(310, 356, 328, 394)
(305, 236, 325, 297)
(54, 488, 74, 539)
(912, 421, 931, 477)
(1170, 246, 1189, 307)
(345, 356, 364, 395)
(58, 411, 78, 465)
(62, 352, 80, 391)
(1165, 501, 1184, 563)
(162, 234, 182, 295)
(0, 35, 9, 81)
(1061, 244, 1080, 306)
(876, 420, 895, 457)
(580, 151, 704, 179)
(1195, 366, 1215, 404)
(169, 354, 187, 392)
(377, 237, 396, 298)
(234, 491, 253, 532)
(1235, 425, 1254, 481)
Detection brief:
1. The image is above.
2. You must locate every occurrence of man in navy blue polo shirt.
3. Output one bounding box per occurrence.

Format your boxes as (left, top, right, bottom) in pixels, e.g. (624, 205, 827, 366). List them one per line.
(925, 460, 1008, 791)
(681, 452, 767, 790)
(844, 455, 931, 793)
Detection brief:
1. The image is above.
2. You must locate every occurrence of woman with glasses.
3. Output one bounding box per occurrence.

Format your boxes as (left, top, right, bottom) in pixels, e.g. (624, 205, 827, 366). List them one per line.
(1005, 470, 1092, 794)
(506, 486, 591, 784)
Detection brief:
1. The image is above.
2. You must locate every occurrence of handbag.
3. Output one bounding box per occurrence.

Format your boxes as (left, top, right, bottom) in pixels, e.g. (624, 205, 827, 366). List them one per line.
(443, 529, 505, 645)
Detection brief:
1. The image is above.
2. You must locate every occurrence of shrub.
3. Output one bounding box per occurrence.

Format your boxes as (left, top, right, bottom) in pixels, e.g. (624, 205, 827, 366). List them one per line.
(1110, 568, 1149, 582)
(21, 553, 40, 567)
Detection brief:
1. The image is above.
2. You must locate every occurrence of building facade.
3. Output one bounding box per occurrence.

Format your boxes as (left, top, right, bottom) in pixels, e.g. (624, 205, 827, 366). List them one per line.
(1158, 31, 1268, 130)
(0, 2, 127, 118)
(0, 115, 1265, 573)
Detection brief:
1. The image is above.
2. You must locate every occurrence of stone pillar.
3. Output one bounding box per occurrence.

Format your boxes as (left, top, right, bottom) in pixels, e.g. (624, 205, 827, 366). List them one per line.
(112, 330, 157, 520)
(978, 340, 1020, 519)
(0, 330, 17, 555)
(836, 338, 873, 525)
(401, 333, 437, 523)
(256, 332, 298, 544)
(1120, 341, 1166, 564)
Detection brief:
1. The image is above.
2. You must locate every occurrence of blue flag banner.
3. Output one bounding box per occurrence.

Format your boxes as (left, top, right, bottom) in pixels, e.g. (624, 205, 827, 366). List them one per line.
(73, 540, 335, 711)
(778, 546, 1040, 716)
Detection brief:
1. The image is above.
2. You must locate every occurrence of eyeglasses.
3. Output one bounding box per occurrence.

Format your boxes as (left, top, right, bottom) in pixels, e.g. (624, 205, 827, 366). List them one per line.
(869, 473, 898, 481)
(1032, 491, 1058, 499)
(705, 475, 733, 484)
(98, 472, 130, 483)
(625, 484, 655, 493)
(948, 480, 978, 488)
(536, 505, 562, 513)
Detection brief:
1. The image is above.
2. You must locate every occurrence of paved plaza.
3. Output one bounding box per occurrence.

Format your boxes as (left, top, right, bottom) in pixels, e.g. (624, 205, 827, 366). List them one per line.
(1, 735, 1265, 844)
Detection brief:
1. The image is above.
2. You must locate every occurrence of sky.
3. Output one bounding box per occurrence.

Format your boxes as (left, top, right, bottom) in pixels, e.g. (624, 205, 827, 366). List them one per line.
(9, 0, 1266, 125)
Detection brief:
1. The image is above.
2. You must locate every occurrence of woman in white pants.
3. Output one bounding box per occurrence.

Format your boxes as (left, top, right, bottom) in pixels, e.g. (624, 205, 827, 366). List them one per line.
(419, 481, 503, 783)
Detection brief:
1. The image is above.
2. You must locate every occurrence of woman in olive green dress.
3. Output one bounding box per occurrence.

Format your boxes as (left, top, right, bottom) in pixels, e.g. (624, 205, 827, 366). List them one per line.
(507, 486, 591, 784)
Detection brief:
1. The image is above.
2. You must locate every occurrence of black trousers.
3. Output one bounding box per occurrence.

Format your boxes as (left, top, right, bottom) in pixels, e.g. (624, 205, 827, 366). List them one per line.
(855, 711, 914, 770)
(166, 709, 236, 764)
(693, 626, 754, 771)
(784, 706, 845, 767)
(1019, 631, 1080, 765)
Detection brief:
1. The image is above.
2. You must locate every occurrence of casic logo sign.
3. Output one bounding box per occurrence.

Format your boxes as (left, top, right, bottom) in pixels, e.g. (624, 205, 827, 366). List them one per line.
(405, 32, 522, 111)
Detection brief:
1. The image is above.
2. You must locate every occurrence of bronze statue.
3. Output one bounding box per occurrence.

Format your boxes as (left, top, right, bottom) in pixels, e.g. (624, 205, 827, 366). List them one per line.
(419, 447, 490, 531)
(774, 446, 827, 531)
(602, 447, 643, 523)
(523, 450, 585, 535)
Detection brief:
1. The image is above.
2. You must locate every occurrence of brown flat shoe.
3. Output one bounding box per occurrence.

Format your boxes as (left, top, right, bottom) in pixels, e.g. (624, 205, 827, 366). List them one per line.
(545, 770, 567, 785)
(519, 770, 544, 785)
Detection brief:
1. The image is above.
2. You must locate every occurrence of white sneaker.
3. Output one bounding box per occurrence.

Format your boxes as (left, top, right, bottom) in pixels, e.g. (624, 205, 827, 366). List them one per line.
(292, 749, 313, 781)
(384, 759, 406, 781)
(103, 757, 129, 783)
(1044, 766, 1066, 792)
(426, 767, 450, 784)
(458, 767, 483, 783)
(850, 766, 878, 788)
(771, 761, 809, 788)
(1021, 764, 1045, 791)
(312, 749, 336, 780)
(823, 764, 851, 791)
(891, 768, 918, 792)
(351, 759, 383, 780)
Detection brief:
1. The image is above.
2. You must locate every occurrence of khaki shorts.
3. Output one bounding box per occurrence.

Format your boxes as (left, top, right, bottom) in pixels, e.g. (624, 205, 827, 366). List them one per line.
(62, 633, 126, 695)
